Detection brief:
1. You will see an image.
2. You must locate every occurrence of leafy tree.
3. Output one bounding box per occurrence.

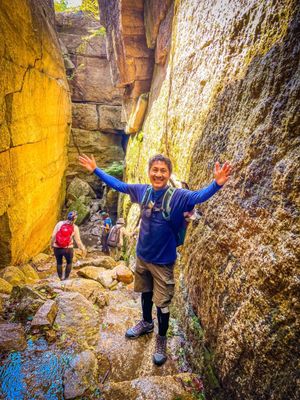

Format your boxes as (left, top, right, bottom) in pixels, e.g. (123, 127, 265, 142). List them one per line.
(80, 0, 99, 17)
(54, 0, 68, 12)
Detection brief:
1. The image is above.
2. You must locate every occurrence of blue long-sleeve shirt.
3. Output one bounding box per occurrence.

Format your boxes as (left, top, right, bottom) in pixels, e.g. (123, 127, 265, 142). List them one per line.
(94, 167, 222, 264)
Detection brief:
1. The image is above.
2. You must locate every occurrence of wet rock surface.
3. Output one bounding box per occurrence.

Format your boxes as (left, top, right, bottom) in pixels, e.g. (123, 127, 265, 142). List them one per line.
(0, 323, 27, 352)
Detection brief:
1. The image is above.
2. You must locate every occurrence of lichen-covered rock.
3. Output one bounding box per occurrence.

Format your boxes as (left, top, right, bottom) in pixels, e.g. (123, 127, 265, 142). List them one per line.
(116, 0, 300, 398)
(77, 266, 106, 281)
(0, 322, 27, 352)
(72, 103, 98, 131)
(0, 277, 13, 295)
(0, 0, 71, 266)
(54, 292, 99, 346)
(63, 350, 98, 399)
(114, 265, 133, 284)
(19, 264, 40, 283)
(30, 253, 52, 268)
(67, 198, 90, 225)
(2, 266, 27, 286)
(67, 177, 96, 200)
(9, 285, 48, 321)
(31, 299, 58, 328)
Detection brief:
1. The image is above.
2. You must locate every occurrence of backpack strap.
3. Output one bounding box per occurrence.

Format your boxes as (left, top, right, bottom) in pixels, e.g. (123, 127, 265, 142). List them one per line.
(141, 185, 152, 207)
(162, 187, 176, 221)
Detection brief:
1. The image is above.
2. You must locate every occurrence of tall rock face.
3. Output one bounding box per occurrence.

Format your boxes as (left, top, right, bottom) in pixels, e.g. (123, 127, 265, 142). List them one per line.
(55, 11, 125, 213)
(0, 0, 71, 266)
(100, 0, 299, 399)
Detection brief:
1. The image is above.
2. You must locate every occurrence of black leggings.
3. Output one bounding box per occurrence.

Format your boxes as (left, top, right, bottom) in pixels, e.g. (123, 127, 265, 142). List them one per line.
(54, 247, 74, 279)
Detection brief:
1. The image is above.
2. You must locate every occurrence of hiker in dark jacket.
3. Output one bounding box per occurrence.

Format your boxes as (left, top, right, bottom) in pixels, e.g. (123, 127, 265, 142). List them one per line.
(79, 153, 232, 366)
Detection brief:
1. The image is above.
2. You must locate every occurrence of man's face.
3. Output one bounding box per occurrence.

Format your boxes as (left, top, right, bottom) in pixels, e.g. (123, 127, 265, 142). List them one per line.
(149, 161, 171, 190)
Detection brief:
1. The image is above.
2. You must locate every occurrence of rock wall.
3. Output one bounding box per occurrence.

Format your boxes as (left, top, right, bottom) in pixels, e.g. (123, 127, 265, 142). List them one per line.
(0, 0, 71, 266)
(55, 11, 125, 215)
(99, 0, 300, 399)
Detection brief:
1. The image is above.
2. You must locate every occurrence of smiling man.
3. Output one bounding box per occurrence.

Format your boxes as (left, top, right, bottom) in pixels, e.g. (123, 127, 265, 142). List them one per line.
(79, 153, 231, 366)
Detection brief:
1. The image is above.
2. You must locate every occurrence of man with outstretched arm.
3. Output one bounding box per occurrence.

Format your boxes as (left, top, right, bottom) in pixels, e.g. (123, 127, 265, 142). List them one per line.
(79, 153, 231, 366)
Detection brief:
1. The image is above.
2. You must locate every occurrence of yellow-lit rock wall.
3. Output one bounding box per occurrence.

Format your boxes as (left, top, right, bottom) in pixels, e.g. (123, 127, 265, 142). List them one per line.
(122, 0, 299, 399)
(0, 0, 71, 266)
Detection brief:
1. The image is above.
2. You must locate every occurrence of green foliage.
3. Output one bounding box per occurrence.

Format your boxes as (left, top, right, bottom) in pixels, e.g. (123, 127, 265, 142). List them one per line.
(103, 162, 124, 179)
(54, 0, 68, 12)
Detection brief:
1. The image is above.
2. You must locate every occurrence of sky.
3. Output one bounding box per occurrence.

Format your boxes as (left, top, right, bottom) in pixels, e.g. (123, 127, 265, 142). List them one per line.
(67, 0, 82, 7)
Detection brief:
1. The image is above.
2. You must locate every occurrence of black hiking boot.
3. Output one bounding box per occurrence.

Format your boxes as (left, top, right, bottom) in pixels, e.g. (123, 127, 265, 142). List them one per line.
(153, 334, 167, 366)
(125, 320, 154, 339)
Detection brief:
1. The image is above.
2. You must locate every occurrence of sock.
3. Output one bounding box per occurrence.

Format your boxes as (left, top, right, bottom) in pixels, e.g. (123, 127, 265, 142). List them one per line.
(157, 307, 170, 336)
(57, 264, 63, 279)
(65, 263, 72, 279)
(141, 292, 153, 323)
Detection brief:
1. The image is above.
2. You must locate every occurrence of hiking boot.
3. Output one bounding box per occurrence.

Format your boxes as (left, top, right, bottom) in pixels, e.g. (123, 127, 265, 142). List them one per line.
(153, 334, 167, 366)
(125, 320, 154, 339)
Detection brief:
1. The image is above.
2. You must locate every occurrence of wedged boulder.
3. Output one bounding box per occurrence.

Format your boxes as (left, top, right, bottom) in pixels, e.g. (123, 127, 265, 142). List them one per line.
(72, 103, 98, 131)
(19, 264, 39, 283)
(67, 198, 90, 225)
(0, 322, 27, 352)
(77, 266, 107, 281)
(31, 299, 58, 328)
(114, 265, 134, 284)
(9, 285, 48, 321)
(76, 256, 117, 269)
(102, 373, 198, 400)
(48, 278, 109, 308)
(98, 105, 124, 133)
(67, 177, 96, 200)
(54, 292, 99, 346)
(126, 93, 149, 134)
(63, 350, 98, 399)
(0, 277, 13, 294)
(2, 266, 27, 286)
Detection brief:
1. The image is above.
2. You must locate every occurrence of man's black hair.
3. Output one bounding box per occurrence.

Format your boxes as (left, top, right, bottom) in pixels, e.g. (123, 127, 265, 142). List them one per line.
(148, 154, 172, 174)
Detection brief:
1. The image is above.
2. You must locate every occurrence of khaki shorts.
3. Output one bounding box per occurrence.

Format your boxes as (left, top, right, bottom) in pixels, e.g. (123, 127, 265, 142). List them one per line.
(134, 257, 175, 309)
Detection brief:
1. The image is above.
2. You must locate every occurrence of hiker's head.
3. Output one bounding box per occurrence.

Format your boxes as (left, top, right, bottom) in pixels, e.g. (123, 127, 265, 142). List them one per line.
(67, 211, 78, 222)
(117, 218, 125, 225)
(148, 154, 172, 190)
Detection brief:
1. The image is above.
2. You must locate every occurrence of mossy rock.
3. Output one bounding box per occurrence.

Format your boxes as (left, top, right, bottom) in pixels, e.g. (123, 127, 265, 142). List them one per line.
(0, 277, 13, 294)
(68, 198, 90, 225)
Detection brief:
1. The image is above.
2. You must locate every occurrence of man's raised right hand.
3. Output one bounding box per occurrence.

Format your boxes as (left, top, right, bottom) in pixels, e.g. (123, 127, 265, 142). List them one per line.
(79, 154, 97, 173)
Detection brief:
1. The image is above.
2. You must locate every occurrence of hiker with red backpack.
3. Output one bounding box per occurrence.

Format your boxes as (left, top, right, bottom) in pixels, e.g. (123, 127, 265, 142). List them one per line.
(79, 153, 231, 366)
(51, 211, 86, 280)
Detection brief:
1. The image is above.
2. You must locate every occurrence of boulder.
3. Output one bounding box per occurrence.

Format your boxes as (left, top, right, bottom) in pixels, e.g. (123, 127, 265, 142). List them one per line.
(31, 253, 52, 268)
(67, 177, 96, 200)
(97, 269, 117, 289)
(0, 277, 13, 294)
(155, 3, 174, 65)
(64, 350, 98, 399)
(98, 105, 125, 133)
(2, 266, 26, 286)
(125, 93, 149, 134)
(76, 256, 117, 269)
(31, 299, 58, 328)
(48, 278, 109, 308)
(19, 264, 39, 283)
(72, 103, 98, 131)
(67, 198, 90, 225)
(0, 322, 27, 352)
(54, 292, 99, 346)
(77, 266, 106, 281)
(114, 265, 134, 284)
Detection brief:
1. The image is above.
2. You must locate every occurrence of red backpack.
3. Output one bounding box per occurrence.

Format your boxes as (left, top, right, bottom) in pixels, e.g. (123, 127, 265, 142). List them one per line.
(55, 223, 74, 248)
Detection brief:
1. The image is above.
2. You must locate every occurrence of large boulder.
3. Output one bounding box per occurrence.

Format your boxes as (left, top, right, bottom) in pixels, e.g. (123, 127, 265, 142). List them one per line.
(2, 266, 27, 286)
(114, 265, 134, 284)
(77, 266, 106, 281)
(72, 103, 98, 131)
(76, 256, 117, 269)
(63, 350, 98, 399)
(54, 292, 99, 346)
(9, 285, 48, 321)
(48, 278, 109, 308)
(0, 322, 27, 352)
(67, 177, 96, 200)
(98, 105, 124, 133)
(67, 198, 90, 225)
(0, 277, 13, 294)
